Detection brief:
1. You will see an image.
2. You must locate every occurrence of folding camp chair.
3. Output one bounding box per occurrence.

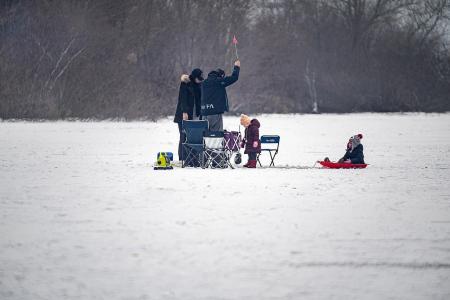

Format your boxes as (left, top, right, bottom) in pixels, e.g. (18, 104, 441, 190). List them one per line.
(257, 135, 280, 167)
(203, 131, 232, 169)
(182, 120, 208, 168)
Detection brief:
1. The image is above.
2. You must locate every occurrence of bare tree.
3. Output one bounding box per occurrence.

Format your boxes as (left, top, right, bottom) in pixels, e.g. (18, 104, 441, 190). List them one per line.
(0, 0, 449, 119)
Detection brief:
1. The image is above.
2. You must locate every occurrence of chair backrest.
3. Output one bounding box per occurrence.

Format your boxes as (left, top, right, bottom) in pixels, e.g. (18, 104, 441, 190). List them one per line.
(183, 120, 209, 144)
(204, 131, 224, 149)
(224, 131, 241, 151)
(261, 135, 280, 150)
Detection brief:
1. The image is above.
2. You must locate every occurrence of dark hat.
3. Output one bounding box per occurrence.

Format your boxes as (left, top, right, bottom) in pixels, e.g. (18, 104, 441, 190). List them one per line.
(216, 68, 225, 78)
(208, 68, 225, 78)
(190, 68, 203, 81)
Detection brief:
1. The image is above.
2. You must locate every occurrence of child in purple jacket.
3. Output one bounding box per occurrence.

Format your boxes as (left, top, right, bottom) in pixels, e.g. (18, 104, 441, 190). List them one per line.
(240, 114, 261, 168)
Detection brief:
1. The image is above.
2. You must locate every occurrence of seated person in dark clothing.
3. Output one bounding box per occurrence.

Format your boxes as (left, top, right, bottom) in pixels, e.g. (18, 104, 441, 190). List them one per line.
(337, 134, 365, 164)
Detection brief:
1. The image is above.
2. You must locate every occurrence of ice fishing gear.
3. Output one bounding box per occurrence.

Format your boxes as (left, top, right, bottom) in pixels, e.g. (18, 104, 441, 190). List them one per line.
(229, 35, 239, 73)
(154, 152, 173, 170)
(232, 35, 239, 59)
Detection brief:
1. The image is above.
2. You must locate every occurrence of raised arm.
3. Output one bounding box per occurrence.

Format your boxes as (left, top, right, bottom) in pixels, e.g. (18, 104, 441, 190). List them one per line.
(221, 61, 240, 87)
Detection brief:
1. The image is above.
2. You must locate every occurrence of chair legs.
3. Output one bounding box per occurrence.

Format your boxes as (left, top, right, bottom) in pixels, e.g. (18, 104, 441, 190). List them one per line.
(203, 150, 230, 169)
(182, 145, 203, 168)
(257, 154, 262, 167)
(182, 145, 236, 169)
(257, 150, 278, 167)
(269, 151, 276, 167)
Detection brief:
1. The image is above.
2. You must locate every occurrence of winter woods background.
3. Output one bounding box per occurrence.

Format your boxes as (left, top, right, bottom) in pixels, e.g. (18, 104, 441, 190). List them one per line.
(0, 0, 449, 119)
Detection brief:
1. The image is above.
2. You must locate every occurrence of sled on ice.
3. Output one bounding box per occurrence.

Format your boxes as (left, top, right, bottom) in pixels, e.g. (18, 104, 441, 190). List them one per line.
(318, 161, 368, 169)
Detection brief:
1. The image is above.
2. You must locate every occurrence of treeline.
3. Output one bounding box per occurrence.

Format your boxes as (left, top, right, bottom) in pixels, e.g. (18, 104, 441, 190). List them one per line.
(0, 0, 449, 119)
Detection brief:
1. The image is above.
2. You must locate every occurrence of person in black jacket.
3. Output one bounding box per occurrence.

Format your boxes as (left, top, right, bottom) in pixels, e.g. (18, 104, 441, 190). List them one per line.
(338, 134, 365, 164)
(174, 68, 203, 160)
(201, 60, 240, 131)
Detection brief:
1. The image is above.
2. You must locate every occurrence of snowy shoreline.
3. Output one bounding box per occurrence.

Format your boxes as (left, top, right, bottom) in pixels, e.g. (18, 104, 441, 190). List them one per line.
(1, 111, 449, 123)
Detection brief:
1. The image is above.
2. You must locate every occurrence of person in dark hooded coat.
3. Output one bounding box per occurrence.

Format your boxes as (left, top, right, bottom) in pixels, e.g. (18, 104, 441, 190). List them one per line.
(240, 114, 261, 168)
(201, 60, 240, 131)
(173, 68, 203, 160)
(338, 134, 365, 164)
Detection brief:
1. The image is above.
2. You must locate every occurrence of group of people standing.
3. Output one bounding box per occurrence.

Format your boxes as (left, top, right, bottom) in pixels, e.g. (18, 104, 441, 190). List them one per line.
(173, 60, 241, 161)
(173, 59, 365, 168)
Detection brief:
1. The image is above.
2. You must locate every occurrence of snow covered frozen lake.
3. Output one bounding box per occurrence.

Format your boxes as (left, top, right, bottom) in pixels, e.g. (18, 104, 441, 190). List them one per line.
(1, 113, 450, 300)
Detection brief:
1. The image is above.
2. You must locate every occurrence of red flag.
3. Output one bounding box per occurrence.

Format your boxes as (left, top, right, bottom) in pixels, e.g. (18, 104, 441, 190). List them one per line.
(232, 35, 238, 45)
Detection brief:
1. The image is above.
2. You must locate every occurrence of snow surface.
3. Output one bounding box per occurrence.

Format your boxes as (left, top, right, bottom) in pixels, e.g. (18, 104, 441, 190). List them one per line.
(1, 113, 450, 300)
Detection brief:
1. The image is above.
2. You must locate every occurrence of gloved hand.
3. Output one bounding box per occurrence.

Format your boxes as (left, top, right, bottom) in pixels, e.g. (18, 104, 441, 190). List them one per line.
(253, 141, 258, 148)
